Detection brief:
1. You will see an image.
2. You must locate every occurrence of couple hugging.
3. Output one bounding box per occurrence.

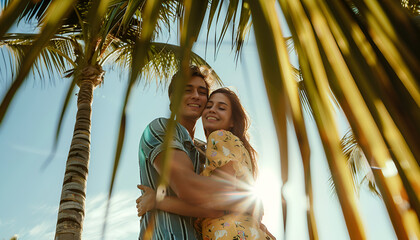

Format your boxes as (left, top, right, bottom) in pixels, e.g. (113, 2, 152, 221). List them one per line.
(136, 65, 275, 240)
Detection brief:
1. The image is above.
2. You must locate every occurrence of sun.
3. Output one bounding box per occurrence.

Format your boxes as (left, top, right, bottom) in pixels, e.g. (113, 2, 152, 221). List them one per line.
(252, 170, 282, 238)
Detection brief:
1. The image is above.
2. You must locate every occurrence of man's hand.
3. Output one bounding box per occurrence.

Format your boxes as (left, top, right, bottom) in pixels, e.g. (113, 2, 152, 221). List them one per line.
(136, 185, 156, 217)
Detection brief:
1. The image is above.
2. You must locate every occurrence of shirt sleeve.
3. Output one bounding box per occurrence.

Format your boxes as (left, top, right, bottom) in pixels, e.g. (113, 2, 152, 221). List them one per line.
(203, 130, 247, 177)
(141, 118, 189, 165)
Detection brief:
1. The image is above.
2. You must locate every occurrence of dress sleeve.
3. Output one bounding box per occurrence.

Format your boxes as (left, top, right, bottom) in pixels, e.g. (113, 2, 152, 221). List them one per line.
(202, 130, 248, 177)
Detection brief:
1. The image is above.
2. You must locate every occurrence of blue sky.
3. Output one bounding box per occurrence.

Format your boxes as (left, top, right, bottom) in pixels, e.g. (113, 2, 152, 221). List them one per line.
(0, 6, 397, 240)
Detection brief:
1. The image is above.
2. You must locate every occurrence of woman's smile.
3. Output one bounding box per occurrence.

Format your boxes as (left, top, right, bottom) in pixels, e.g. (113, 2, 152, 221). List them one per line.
(202, 93, 234, 134)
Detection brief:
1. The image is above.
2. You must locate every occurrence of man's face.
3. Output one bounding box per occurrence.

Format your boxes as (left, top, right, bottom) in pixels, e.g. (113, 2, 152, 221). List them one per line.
(176, 76, 208, 121)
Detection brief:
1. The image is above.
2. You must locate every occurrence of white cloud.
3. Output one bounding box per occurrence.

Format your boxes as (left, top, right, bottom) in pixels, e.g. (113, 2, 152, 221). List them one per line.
(9, 143, 66, 159)
(5, 191, 138, 240)
(83, 190, 139, 240)
(29, 222, 54, 239)
(0, 218, 16, 228)
(10, 144, 51, 157)
(31, 203, 58, 215)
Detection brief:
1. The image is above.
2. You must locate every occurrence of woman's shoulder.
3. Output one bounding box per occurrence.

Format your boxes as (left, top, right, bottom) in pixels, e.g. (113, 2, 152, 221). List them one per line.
(207, 130, 244, 153)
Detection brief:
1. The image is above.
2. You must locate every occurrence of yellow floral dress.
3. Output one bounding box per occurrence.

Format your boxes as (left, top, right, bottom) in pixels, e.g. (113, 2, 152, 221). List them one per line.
(200, 130, 272, 240)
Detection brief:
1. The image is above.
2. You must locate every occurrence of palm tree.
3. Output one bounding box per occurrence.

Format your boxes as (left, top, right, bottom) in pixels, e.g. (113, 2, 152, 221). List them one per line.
(1, 0, 253, 238)
(2, 0, 420, 239)
(1, 1, 223, 239)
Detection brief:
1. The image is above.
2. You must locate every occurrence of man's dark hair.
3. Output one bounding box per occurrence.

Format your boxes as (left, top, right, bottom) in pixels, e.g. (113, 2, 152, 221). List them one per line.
(167, 65, 210, 98)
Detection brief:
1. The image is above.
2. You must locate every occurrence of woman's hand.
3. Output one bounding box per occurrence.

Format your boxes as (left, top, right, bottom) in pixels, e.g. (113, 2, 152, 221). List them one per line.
(136, 185, 156, 217)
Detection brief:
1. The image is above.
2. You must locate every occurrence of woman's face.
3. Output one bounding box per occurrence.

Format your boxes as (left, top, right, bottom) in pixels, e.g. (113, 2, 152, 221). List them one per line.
(202, 93, 234, 135)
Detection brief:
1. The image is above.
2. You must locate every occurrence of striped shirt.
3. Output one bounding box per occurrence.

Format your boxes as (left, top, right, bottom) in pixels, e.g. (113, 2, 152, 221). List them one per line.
(138, 118, 203, 240)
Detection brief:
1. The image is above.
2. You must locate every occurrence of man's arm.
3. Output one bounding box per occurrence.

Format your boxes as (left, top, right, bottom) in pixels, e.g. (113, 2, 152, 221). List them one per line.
(136, 185, 224, 218)
(153, 149, 252, 211)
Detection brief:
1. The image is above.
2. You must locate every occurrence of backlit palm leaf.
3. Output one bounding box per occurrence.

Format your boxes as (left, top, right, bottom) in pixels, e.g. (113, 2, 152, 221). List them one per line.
(233, 0, 251, 60)
(329, 129, 381, 197)
(248, 1, 317, 239)
(273, 0, 420, 238)
(401, 0, 420, 15)
(0, 0, 45, 37)
(0, 0, 77, 125)
(156, 0, 211, 196)
(1, 34, 76, 81)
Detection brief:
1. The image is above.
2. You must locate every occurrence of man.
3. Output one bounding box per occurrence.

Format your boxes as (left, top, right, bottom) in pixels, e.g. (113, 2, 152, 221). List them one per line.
(138, 66, 235, 239)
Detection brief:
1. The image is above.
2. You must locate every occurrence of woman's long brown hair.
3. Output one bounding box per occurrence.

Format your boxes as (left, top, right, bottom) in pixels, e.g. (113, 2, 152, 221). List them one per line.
(209, 88, 258, 179)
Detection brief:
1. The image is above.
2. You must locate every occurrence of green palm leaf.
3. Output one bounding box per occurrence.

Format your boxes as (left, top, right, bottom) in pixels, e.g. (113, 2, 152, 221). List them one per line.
(0, 0, 76, 125)
(0, 0, 41, 37)
(1, 34, 77, 81)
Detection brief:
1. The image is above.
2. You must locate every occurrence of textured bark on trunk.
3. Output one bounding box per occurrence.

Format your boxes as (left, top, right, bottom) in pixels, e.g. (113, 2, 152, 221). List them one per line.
(55, 66, 103, 240)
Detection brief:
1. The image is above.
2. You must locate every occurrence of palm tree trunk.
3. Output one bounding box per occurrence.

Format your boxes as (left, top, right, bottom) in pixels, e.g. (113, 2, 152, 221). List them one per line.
(55, 65, 103, 240)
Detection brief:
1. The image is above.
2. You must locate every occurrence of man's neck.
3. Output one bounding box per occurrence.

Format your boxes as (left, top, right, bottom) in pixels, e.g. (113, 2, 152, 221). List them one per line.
(178, 118, 196, 140)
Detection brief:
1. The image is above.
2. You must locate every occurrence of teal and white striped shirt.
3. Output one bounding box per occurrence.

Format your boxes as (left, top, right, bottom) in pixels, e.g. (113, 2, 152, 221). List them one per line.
(138, 118, 203, 240)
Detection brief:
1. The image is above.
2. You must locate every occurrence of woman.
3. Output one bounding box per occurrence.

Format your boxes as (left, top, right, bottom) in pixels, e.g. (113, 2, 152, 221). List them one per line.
(137, 88, 274, 240)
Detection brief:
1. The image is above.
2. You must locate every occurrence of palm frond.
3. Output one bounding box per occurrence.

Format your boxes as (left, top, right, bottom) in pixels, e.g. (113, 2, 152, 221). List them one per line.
(0, 34, 75, 80)
(204, 0, 253, 61)
(42, 77, 77, 169)
(0, 0, 77, 126)
(119, 0, 146, 34)
(233, 1, 251, 61)
(217, 0, 239, 50)
(155, 0, 212, 197)
(115, 0, 179, 39)
(18, 0, 52, 24)
(248, 1, 318, 238)
(0, 34, 76, 82)
(104, 0, 166, 236)
(275, 0, 420, 237)
(142, 42, 221, 87)
(0, 0, 45, 37)
(102, 41, 221, 87)
(294, 67, 314, 120)
(205, 0, 221, 58)
(329, 129, 381, 197)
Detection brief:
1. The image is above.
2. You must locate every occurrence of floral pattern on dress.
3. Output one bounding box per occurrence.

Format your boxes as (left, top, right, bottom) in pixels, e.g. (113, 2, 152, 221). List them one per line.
(198, 130, 273, 240)
(201, 130, 252, 180)
(201, 213, 272, 240)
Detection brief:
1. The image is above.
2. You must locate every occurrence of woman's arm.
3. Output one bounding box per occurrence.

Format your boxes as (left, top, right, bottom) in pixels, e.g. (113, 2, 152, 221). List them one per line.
(136, 185, 223, 218)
